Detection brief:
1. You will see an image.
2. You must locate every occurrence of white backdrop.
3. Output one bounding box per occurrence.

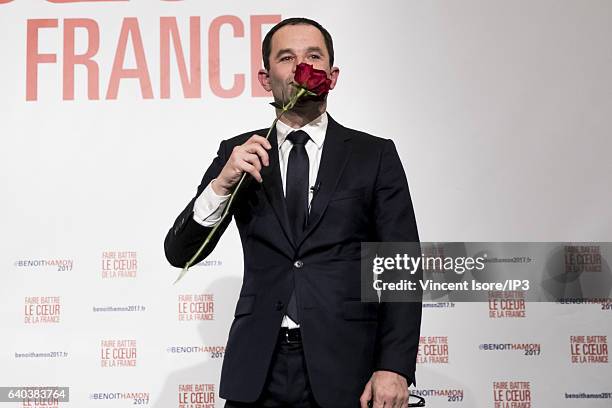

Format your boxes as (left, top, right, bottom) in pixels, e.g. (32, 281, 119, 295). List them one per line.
(1, 1, 611, 407)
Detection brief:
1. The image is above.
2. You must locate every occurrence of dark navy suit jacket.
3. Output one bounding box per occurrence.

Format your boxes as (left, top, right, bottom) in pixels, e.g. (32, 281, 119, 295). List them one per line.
(164, 114, 422, 408)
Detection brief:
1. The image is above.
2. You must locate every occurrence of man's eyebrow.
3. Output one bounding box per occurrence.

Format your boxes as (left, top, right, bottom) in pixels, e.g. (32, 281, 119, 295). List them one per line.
(274, 48, 294, 58)
(305, 46, 324, 54)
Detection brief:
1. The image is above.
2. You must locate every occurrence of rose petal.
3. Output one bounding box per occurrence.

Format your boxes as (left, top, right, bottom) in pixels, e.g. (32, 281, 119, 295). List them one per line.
(306, 70, 327, 90)
(294, 63, 313, 87)
(311, 78, 332, 96)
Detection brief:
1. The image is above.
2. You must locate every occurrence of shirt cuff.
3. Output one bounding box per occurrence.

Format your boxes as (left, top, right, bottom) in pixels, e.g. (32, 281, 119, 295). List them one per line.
(193, 179, 231, 227)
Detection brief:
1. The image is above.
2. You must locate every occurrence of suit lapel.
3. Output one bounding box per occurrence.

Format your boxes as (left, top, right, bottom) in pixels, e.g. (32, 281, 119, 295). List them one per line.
(260, 126, 296, 249)
(296, 115, 352, 248)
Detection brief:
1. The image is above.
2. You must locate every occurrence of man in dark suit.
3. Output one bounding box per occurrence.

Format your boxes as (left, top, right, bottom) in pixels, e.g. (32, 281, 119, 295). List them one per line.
(165, 17, 421, 408)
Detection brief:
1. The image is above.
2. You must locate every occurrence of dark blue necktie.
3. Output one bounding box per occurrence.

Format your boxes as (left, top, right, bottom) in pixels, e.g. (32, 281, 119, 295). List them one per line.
(285, 130, 310, 323)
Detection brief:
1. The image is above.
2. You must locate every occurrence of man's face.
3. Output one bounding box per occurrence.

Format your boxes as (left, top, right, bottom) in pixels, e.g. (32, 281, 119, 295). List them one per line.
(258, 24, 339, 106)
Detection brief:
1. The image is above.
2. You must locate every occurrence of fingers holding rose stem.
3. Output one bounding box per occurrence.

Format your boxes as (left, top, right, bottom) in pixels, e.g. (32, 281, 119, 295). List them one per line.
(239, 136, 272, 183)
(211, 136, 272, 197)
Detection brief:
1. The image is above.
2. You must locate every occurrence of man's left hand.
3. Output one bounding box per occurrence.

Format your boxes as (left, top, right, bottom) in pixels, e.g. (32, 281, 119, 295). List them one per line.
(359, 370, 409, 408)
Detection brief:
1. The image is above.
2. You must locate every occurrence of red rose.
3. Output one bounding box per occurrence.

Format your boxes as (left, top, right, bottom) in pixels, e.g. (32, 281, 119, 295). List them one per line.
(294, 63, 332, 96)
(294, 63, 314, 87)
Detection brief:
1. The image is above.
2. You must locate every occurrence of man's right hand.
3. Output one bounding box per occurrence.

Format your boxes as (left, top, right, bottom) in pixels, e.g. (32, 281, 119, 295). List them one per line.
(211, 134, 272, 196)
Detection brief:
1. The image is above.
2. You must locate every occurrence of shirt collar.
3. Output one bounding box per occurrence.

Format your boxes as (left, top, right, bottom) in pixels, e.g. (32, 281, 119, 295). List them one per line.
(276, 112, 328, 149)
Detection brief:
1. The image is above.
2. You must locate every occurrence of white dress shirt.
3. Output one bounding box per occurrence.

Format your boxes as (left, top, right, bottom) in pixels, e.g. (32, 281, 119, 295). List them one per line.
(193, 112, 329, 328)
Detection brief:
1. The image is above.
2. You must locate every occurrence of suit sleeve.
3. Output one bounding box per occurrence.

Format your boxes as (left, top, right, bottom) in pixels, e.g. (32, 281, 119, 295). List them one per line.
(372, 139, 422, 387)
(164, 140, 234, 268)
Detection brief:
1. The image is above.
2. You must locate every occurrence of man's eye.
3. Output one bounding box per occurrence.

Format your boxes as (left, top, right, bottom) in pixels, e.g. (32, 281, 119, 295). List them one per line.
(280, 56, 293, 61)
(309, 54, 321, 59)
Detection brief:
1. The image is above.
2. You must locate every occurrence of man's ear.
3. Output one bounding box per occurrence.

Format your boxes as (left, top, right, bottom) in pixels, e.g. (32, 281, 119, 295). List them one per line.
(258, 69, 272, 92)
(328, 66, 340, 90)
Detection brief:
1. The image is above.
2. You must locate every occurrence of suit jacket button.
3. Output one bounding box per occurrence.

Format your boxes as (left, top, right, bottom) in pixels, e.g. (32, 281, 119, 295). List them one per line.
(294, 260, 303, 268)
(275, 301, 284, 310)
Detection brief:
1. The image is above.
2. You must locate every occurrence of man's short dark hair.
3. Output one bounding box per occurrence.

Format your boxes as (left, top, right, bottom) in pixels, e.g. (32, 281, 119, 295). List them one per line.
(262, 17, 334, 71)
